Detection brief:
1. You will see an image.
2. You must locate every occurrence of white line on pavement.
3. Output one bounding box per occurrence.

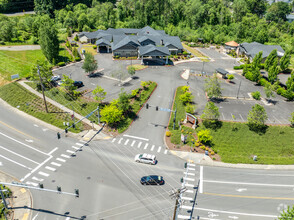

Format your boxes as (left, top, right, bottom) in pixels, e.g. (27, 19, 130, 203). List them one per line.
(79, 140, 87, 143)
(188, 163, 196, 167)
(26, 181, 38, 187)
(177, 215, 190, 219)
(199, 166, 203, 193)
(194, 207, 277, 218)
(164, 149, 168, 154)
(111, 138, 116, 143)
(123, 134, 149, 141)
(185, 183, 195, 187)
(48, 147, 58, 155)
(268, 118, 273, 123)
(157, 146, 161, 153)
(61, 154, 70, 159)
(131, 140, 136, 147)
(38, 171, 49, 177)
(186, 190, 194, 194)
(0, 131, 48, 155)
(273, 116, 282, 124)
(124, 139, 129, 145)
(72, 146, 79, 150)
(32, 176, 43, 182)
(0, 146, 39, 164)
(187, 167, 195, 171)
(66, 150, 75, 154)
(239, 114, 244, 121)
(144, 143, 148, 149)
(138, 142, 142, 148)
(184, 177, 195, 181)
(56, 158, 66, 162)
(118, 138, 123, 144)
(0, 154, 32, 170)
(204, 180, 294, 187)
(51, 162, 61, 167)
(76, 143, 83, 146)
(151, 145, 155, 151)
(184, 172, 195, 176)
(222, 112, 225, 120)
(181, 205, 193, 210)
(182, 197, 193, 201)
(45, 166, 56, 171)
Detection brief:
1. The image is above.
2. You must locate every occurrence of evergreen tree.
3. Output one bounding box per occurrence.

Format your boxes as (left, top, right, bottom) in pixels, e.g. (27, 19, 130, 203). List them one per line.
(286, 72, 294, 92)
(82, 52, 97, 74)
(247, 104, 268, 132)
(38, 21, 59, 64)
(204, 74, 222, 100)
(280, 51, 291, 72)
(268, 59, 279, 84)
(201, 101, 220, 121)
(252, 51, 263, 69)
(265, 49, 277, 71)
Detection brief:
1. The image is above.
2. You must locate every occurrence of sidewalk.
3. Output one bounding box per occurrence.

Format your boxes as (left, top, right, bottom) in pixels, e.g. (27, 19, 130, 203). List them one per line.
(18, 80, 108, 139)
(0, 170, 32, 220)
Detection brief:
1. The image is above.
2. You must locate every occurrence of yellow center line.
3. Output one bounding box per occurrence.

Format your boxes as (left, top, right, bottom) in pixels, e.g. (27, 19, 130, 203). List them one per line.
(204, 192, 294, 200)
(0, 120, 37, 140)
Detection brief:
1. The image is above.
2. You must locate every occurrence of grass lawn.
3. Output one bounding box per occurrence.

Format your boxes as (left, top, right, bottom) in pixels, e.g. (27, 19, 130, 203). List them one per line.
(127, 64, 146, 71)
(169, 86, 187, 130)
(58, 45, 73, 63)
(0, 82, 83, 133)
(182, 43, 209, 61)
(196, 122, 294, 165)
(80, 45, 97, 55)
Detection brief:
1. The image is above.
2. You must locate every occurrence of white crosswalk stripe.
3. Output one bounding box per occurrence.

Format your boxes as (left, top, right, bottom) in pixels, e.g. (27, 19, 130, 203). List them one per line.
(72, 146, 79, 150)
(112, 138, 116, 143)
(131, 140, 136, 146)
(182, 196, 193, 201)
(118, 138, 123, 144)
(76, 143, 83, 146)
(144, 143, 148, 149)
(138, 142, 142, 148)
(61, 154, 71, 158)
(184, 172, 195, 176)
(51, 162, 61, 167)
(45, 166, 56, 171)
(38, 171, 49, 177)
(32, 176, 44, 182)
(151, 145, 155, 151)
(56, 158, 66, 162)
(157, 146, 161, 153)
(164, 149, 168, 154)
(66, 150, 75, 154)
(26, 181, 38, 187)
(124, 139, 129, 145)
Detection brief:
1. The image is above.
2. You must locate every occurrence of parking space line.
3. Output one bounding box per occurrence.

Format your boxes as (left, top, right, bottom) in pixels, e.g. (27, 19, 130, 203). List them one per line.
(0, 146, 39, 164)
(180, 205, 193, 210)
(45, 166, 56, 171)
(38, 171, 49, 177)
(0, 154, 32, 170)
(137, 142, 142, 148)
(186, 190, 194, 194)
(61, 154, 70, 159)
(56, 158, 66, 162)
(157, 146, 161, 153)
(111, 138, 116, 143)
(72, 146, 79, 150)
(76, 143, 83, 146)
(177, 215, 191, 219)
(151, 145, 155, 151)
(239, 114, 244, 121)
(32, 176, 44, 182)
(185, 183, 195, 187)
(124, 139, 129, 145)
(222, 113, 225, 120)
(118, 138, 123, 144)
(267, 118, 273, 123)
(164, 149, 168, 154)
(144, 143, 148, 149)
(131, 140, 136, 147)
(66, 150, 75, 154)
(51, 162, 61, 167)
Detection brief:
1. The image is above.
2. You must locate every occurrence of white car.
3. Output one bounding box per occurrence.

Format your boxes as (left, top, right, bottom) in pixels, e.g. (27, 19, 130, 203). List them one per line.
(134, 153, 156, 165)
(51, 75, 61, 82)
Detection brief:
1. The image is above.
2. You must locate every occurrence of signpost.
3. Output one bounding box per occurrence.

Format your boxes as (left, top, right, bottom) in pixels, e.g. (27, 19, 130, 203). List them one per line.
(185, 113, 198, 129)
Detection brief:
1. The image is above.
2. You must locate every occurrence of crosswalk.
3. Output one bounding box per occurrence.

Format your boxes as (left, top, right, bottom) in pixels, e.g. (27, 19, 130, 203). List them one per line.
(111, 137, 168, 154)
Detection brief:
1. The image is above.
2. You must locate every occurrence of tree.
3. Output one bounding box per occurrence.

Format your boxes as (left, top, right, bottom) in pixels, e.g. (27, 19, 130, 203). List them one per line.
(265, 49, 277, 71)
(38, 21, 59, 64)
(252, 51, 263, 69)
(279, 205, 294, 219)
(92, 85, 106, 103)
(268, 59, 279, 84)
(197, 129, 212, 145)
(117, 90, 131, 113)
(180, 92, 194, 105)
(0, 19, 14, 42)
(60, 74, 76, 92)
(77, 13, 88, 31)
(289, 112, 294, 127)
(280, 51, 291, 72)
(100, 105, 124, 126)
(201, 102, 220, 121)
(205, 74, 222, 99)
(247, 104, 268, 131)
(82, 52, 97, 74)
(265, 2, 291, 22)
(286, 72, 294, 92)
(246, 0, 267, 17)
(30, 60, 53, 89)
(264, 83, 275, 102)
(128, 66, 136, 77)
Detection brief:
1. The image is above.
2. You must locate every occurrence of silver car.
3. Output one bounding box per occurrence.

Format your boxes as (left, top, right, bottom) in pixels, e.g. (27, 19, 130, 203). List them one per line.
(134, 153, 156, 165)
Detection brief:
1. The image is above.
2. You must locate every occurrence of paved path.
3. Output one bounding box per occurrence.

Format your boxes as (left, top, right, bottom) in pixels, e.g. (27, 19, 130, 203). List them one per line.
(3, 11, 35, 17)
(0, 45, 41, 51)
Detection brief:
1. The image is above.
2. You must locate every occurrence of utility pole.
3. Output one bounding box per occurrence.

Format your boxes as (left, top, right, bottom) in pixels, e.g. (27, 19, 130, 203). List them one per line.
(37, 65, 48, 113)
(173, 108, 177, 130)
(97, 105, 100, 124)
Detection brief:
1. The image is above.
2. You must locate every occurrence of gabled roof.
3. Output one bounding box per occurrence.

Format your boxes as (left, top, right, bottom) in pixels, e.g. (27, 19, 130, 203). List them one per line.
(138, 45, 170, 56)
(225, 41, 239, 47)
(240, 42, 285, 59)
(138, 36, 155, 43)
(96, 38, 111, 46)
(138, 26, 160, 36)
(112, 36, 140, 51)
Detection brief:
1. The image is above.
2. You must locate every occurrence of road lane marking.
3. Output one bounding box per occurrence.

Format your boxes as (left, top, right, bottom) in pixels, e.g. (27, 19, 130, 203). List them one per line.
(25, 139, 34, 143)
(185, 183, 194, 187)
(111, 138, 116, 143)
(118, 138, 123, 144)
(157, 146, 161, 153)
(38, 171, 49, 177)
(151, 145, 155, 151)
(182, 196, 193, 201)
(0, 155, 32, 170)
(184, 177, 195, 181)
(56, 158, 66, 162)
(144, 143, 148, 149)
(184, 172, 195, 176)
(45, 166, 56, 171)
(199, 166, 203, 193)
(66, 150, 75, 154)
(195, 207, 278, 218)
(48, 147, 58, 155)
(26, 181, 38, 187)
(131, 140, 136, 146)
(124, 139, 129, 145)
(0, 120, 36, 140)
(61, 154, 70, 158)
(177, 215, 191, 219)
(0, 131, 47, 155)
(33, 124, 39, 127)
(188, 167, 195, 171)
(186, 190, 194, 193)
(72, 146, 79, 150)
(138, 142, 142, 148)
(32, 176, 43, 181)
(204, 192, 294, 200)
(181, 205, 193, 210)
(164, 149, 168, 154)
(51, 162, 61, 167)
(204, 180, 294, 187)
(0, 146, 39, 164)
(76, 143, 83, 146)
(123, 135, 149, 141)
(188, 163, 195, 167)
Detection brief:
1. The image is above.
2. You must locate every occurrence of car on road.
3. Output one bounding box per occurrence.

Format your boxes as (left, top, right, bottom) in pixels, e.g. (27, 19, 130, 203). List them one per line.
(140, 175, 164, 185)
(73, 81, 84, 88)
(51, 75, 61, 82)
(134, 153, 156, 165)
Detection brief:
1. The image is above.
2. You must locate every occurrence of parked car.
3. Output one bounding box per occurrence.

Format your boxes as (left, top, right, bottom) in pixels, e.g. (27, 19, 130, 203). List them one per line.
(51, 75, 61, 82)
(134, 153, 156, 165)
(140, 175, 164, 185)
(74, 81, 84, 88)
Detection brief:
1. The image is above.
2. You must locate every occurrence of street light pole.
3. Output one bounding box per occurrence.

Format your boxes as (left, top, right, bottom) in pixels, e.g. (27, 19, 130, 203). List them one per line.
(37, 65, 48, 113)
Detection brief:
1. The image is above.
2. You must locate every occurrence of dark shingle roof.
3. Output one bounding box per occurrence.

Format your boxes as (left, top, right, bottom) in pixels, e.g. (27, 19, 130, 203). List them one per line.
(216, 68, 229, 75)
(96, 38, 111, 46)
(139, 45, 170, 56)
(112, 36, 140, 51)
(240, 42, 285, 59)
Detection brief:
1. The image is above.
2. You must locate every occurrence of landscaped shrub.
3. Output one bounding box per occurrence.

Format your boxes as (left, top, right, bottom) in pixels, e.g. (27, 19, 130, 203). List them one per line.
(181, 86, 189, 93)
(180, 92, 193, 105)
(227, 74, 234, 81)
(185, 104, 195, 114)
(166, 131, 171, 137)
(57, 62, 65, 67)
(75, 57, 81, 61)
(251, 91, 261, 100)
(93, 45, 97, 49)
(28, 36, 38, 45)
(197, 129, 212, 144)
(259, 78, 270, 87)
(276, 87, 285, 95)
(200, 145, 206, 150)
(183, 51, 189, 55)
(233, 65, 244, 70)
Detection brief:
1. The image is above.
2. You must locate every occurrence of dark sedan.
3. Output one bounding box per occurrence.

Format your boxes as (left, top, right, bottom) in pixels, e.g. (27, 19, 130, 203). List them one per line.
(73, 81, 84, 88)
(140, 175, 164, 185)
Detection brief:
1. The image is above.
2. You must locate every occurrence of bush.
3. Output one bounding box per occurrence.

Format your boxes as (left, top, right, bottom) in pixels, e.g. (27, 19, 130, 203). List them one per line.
(259, 78, 270, 87)
(276, 87, 285, 95)
(75, 57, 81, 61)
(57, 62, 65, 67)
(0, 41, 4, 45)
(183, 51, 189, 55)
(251, 91, 261, 100)
(181, 86, 190, 93)
(166, 131, 171, 137)
(185, 104, 195, 114)
(227, 74, 234, 80)
(200, 145, 206, 150)
(74, 35, 79, 41)
(259, 63, 265, 69)
(93, 45, 97, 49)
(197, 129, 212, 144)
(28, 36, 38, 45)
(180, 92, 193, 105)
(233, 65, 244, 70)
